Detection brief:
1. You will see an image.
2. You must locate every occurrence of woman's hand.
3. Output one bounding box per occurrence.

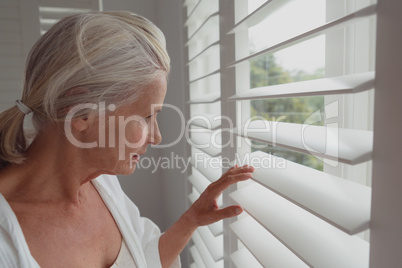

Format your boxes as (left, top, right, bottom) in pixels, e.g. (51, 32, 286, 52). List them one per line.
(184, 164, 255, 228)
(159, 164, 254, 268)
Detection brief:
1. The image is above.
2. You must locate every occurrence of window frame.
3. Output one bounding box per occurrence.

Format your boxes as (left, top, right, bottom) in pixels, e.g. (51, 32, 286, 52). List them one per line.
(182, 0, 402, 267)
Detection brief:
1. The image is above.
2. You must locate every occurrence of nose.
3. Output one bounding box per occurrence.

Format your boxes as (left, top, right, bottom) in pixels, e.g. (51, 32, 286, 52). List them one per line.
(148, 118, 162, 145)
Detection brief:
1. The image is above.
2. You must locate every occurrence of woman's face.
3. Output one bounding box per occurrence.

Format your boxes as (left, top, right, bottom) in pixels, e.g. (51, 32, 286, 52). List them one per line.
(83, 75, 167, 176)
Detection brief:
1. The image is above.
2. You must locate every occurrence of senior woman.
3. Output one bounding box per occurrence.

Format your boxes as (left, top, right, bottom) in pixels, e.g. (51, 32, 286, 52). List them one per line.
(0, 11, 254, 268)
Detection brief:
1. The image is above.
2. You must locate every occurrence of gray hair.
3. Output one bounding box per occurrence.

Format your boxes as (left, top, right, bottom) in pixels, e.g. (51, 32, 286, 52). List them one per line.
(0, 11, 170, 168)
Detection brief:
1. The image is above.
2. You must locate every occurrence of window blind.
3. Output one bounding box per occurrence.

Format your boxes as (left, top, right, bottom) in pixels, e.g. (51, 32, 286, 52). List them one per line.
(39, 0, 100, 35)
(183, 0, 224, 267)
(183, 0, 376, 267)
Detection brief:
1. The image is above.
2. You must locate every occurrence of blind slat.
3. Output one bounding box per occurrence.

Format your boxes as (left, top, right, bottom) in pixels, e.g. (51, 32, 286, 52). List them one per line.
(198, 226, 223, 261)
(184, 0, 203, 26)
(186, 12, 219, 45)
(189, 69, 221, 85)
(190, 151, 222, 182)
(188, 92, 220, 104)
(190, 143, 221, 157)
(228, 0, 280, 34)
(188, 41, 220, 63)
(192, 230, 223, 268)
(245, 151, 371, 234)
(39, 7, 91, 20)
(189, 246, 206, 268)
(208, 221, 223, 237)
(189, 114, 221, 130)
(186, 13, 218, 46)
(184, 0, 218, 27)
(230, 184, 370, 268)
(230, 247, 263, 268)
(188, 189, 199, 204)
(39, 0, 93, 9)
(231, 216, 308, 267)
(189, 132, 221, 157)
(188, 172, 210, 195)
(188, 167, 223, 207)
(183, 0, 198, 7)
(228, 72, 375, 101)
(231, 120, 373, 165)
(40, 19, 57, 31)
(228, 4, 377, 68)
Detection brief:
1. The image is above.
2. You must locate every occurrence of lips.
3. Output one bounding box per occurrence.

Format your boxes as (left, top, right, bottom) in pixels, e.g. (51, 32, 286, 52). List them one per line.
(132, 154, 140, 162)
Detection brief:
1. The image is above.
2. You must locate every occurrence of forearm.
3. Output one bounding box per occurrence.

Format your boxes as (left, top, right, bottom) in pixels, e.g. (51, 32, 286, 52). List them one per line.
(159, 211, 197, 268)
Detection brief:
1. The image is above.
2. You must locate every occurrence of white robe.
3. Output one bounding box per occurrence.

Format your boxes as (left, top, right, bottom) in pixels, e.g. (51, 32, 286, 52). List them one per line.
(0, 174, 181, 268)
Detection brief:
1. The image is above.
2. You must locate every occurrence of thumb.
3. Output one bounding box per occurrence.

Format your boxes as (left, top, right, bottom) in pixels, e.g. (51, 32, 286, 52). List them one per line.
(215, 205, 243, 220)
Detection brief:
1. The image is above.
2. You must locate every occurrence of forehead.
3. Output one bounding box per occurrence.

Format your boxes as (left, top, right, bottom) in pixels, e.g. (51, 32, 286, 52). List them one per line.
(146, 75, 167, 100)
(123, 76, 167, 114)
(142, 75, 167, 106)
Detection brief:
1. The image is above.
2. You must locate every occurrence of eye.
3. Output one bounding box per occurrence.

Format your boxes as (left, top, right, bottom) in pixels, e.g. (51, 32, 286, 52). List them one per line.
(145, 114, 153, 121)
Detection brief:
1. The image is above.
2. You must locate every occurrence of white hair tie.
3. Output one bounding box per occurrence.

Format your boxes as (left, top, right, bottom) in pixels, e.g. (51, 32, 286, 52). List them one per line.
(15, 99, 33, 115)
(15, 99, 36, 148)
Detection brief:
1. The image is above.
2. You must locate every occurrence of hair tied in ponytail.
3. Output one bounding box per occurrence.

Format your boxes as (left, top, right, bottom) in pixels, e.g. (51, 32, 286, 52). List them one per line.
(15, 100, 33, 115)
(14, 100, 36, 148)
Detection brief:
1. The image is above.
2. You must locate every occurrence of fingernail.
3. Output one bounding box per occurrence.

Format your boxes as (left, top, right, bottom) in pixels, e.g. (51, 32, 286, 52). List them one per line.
(235, 208, 242, 215)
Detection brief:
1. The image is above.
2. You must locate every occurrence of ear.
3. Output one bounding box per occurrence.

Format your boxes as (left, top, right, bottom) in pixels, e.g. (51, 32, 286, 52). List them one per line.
(70, 113, 95, 132)
(62, 87, 94, 132)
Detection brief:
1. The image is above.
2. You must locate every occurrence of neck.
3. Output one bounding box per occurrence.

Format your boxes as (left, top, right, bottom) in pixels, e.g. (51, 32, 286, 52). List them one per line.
(0, 124, 102, 204)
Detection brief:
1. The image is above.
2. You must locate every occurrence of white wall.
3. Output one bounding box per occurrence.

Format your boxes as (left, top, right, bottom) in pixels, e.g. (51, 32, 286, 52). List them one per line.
(154, 0, 187, 231)
(0, 0, 40, 113)
(103, 0, 189, 264)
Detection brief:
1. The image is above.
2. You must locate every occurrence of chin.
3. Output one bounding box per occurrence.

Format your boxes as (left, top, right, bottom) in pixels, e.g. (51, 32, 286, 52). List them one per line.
(114, 161, 137, 176)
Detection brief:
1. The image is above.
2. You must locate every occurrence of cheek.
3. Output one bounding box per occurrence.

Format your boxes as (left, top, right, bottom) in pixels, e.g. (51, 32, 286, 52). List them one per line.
(104, 114, 148, 153)
(121, 120, 148, 147)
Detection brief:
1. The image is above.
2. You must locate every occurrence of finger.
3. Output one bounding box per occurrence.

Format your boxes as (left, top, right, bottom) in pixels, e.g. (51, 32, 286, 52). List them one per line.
(226, 164, 239, 173)
(227, 164, 255, 176)
(209, 172, 252, 199)
(214, 205, 243, 220)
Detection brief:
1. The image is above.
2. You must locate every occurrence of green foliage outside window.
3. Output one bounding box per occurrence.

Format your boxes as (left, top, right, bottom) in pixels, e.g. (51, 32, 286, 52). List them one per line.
(250, 54, 325, 170)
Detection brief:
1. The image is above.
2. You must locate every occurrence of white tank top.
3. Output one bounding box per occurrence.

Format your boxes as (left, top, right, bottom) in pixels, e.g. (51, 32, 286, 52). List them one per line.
(110, 239, 137, 268)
